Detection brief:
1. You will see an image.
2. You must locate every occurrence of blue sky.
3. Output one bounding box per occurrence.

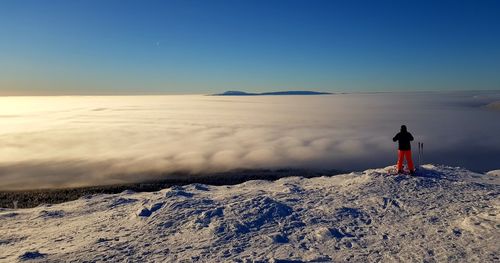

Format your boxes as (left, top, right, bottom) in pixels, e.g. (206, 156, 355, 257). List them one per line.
(1, 0, 499, 95)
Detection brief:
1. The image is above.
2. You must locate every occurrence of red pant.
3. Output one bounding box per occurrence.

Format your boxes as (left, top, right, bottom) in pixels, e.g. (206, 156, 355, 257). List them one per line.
(397, 150, 414, 171)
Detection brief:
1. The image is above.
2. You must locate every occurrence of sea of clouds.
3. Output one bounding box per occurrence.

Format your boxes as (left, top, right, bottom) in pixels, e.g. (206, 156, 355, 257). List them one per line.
(0, 91, 499, 190)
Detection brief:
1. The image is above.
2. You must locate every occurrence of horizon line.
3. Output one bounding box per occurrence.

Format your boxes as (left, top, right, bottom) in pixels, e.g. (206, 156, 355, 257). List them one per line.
(1, 89, 499, 97)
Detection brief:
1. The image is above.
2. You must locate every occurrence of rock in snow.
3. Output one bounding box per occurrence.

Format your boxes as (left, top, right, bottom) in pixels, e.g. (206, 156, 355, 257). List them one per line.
(0, 164, 498, 262)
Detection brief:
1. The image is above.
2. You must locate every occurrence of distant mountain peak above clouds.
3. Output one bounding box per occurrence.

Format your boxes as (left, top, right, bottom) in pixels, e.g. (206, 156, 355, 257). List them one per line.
(212, 90, 332, 96)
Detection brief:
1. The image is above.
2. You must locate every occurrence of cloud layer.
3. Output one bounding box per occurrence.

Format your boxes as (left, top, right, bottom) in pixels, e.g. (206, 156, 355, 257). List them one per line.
(0, 92, 499, 190)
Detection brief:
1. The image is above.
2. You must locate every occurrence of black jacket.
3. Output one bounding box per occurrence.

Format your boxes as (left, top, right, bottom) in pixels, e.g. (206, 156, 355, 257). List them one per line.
(393, 128, 414, 150)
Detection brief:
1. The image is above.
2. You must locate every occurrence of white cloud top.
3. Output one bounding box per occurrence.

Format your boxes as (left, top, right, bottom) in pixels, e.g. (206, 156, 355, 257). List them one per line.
(0, 92, 499, 190)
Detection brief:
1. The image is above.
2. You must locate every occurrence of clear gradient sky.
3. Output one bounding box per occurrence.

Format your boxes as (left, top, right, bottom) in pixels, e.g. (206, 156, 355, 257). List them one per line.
(1, 0, 500, 95)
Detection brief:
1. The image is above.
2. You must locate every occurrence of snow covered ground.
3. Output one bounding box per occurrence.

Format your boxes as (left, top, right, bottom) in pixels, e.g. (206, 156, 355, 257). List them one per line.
(0, 164, 498, 262)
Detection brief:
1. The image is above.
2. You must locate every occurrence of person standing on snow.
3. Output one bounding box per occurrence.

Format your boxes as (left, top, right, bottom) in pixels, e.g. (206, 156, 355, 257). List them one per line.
(393, 125, 415, 174)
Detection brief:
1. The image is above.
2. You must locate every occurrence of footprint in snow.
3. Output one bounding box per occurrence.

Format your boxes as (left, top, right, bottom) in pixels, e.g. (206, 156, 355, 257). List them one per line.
(185, 183, 209, 191)
(18, 251, 47, 261)
(36, 210, 65, 219)
(165, 187, 194, 198)
(108, 197, 138, 208)
(136, 202, 165, 217)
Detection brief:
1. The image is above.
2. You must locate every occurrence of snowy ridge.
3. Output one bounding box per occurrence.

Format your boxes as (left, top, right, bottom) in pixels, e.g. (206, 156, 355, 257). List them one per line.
(487, 170, 500, 177)
(0, 164, 499, 262)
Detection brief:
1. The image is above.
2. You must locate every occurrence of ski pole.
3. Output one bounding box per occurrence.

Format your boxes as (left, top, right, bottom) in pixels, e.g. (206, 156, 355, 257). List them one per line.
(418, 142, 421, 169)
(421, 142, 424, 165)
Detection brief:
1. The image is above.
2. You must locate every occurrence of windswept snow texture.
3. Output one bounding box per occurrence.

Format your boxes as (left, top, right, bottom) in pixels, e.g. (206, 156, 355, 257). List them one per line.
(1, 165, 498, 262)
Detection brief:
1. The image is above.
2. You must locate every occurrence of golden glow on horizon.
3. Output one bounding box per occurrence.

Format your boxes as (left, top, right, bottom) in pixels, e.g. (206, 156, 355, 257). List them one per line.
(0, 93, 499, 190)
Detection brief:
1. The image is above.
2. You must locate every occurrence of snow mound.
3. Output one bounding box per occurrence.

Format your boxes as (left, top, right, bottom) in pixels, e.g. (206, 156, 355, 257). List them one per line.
(230, 196, 293, 229)
(487, 170, 500, 176)
(136, 202, 165, 217)
(164, 186, 194, 198)
(0, 164, 498, 262)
